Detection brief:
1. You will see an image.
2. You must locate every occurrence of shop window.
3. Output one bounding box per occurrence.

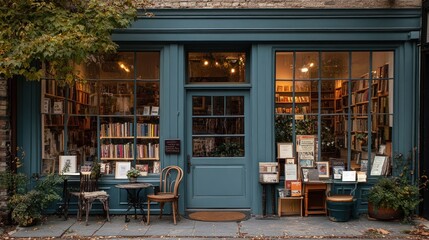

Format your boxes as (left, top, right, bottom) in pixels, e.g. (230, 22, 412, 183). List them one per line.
(187, 52, 246, 83)
(275, 51, 394, 174)
(41, 52, 161, 176)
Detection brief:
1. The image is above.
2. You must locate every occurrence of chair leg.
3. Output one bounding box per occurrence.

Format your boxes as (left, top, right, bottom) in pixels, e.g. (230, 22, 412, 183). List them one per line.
(147, 200, 151, 225)
(77, 198, 82, 221)
(102, 198, 110, 222)
(175, 200, 181, 221)
(159, 202, 164, 219)
(86, 199, 94, 226)
(172, 201, 177, 225)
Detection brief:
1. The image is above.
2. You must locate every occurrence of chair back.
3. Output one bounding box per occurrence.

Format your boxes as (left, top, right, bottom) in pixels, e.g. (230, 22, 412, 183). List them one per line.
(79, 171, 99, 193)
(158, 166, 183, 196)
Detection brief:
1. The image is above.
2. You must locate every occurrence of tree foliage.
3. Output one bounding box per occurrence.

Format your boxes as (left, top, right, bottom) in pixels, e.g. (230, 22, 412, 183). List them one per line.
(0, 0, 151, 84)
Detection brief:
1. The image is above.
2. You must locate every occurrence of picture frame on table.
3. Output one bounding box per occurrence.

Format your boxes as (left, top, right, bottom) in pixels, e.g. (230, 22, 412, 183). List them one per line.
(115, 161, 131, 179)
(315, 161, 329, 178)
(332, 165, 345, 180)
(342, 171, 357, 182)
(277, 142, 294, 159)
(301, 168, 310, 182)
(58, 155, 77, 175)
(136, 164, 149, 176)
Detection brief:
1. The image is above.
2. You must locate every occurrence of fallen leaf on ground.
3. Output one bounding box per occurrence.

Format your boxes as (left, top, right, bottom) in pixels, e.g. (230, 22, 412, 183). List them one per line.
(366, 228, 390, 235)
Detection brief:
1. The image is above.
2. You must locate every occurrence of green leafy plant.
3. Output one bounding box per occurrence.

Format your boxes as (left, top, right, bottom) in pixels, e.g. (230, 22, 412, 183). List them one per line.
(126, 167, 140, 178)
(0, 147, 64, 227)
(368, 152, 423, 223)
(0, 0, 152, 84)
(8, 174, 64, 227)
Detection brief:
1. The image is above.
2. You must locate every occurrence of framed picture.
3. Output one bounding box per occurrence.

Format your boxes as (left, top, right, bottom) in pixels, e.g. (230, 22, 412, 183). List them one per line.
(151, 106, 159, 116)
(53, 101, 63, 114)
(115, 161, 131, 179)
(143, 106, 151, 115)
(153, 161, 161, 174)
(370, 155, 388, 176)
(360, 159, 368, 172)
(332, 166, 345, 180)
(316, 161, 329, 178)
(342, 171, 357, 182)
(41, 158, 55, 175)
(301, 167, 311, 182)
(136, 164, 149, 176)
(42, 98, 50, 114)
(277, 142, 294, 159)
(58, 155, 77, 175)
(299, 159, 313, 168)
(100, 163, 111, 175)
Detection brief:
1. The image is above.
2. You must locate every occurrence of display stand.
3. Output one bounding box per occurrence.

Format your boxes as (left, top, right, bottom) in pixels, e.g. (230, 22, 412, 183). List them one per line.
(259, 182, 278, 219)
(258, 162, 279, 219)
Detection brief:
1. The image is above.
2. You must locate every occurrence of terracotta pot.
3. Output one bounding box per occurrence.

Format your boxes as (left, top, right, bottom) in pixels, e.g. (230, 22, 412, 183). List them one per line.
(129, 177, 137, 183)
(368, 202, 403, 220)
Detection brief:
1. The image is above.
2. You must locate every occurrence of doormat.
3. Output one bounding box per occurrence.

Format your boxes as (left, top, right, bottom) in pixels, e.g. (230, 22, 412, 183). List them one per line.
(187, 211, 247, 222)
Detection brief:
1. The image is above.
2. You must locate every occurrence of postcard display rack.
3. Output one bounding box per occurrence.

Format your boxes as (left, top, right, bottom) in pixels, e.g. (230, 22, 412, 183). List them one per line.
(276, 143, 304, 217)
(41, 79, 161, 177)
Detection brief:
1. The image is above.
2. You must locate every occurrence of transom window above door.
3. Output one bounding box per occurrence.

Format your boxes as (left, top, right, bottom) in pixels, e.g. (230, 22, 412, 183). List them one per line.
(187, 52, 247, 83)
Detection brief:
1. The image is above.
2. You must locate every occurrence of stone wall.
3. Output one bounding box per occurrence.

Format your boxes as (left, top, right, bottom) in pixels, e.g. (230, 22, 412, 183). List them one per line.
(149, 0, 421, 9)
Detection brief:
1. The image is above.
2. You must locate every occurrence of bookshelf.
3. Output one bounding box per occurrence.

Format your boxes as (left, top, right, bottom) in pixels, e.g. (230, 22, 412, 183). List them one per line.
(333, 64, 392, 159)
(40, 52, 162, 176)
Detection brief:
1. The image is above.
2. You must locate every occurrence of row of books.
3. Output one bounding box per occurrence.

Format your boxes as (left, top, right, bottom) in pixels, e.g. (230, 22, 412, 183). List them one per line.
(101, 143, 134, 159)
(100, 143, 160, 159)
(276, 95, 310, 103)
(137, 143, 160, 159)
(100, 122, 160, 138)
(275, 106, 309, 114)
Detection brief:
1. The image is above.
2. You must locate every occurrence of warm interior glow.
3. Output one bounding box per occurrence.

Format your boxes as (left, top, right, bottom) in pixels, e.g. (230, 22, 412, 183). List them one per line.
(301, 67, 309, 73)
(230, 68, 236, 73)
(204, 60, 209, 66)
(118, 62, 130, 73)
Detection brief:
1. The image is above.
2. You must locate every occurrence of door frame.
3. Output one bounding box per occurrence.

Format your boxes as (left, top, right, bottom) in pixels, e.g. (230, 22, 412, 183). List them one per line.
(185, 90, 252, 209)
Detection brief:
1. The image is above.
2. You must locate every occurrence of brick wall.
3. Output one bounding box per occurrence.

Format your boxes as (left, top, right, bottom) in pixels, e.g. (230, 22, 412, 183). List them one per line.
(148, 0, 421, 9)
(0, 78, 10, 224)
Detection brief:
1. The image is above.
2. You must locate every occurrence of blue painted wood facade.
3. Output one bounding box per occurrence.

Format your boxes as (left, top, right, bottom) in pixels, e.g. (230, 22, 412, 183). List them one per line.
(16, 9, 421, 216)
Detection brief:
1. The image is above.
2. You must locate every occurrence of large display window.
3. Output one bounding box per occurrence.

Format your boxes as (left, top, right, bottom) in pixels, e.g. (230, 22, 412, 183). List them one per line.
(275, 51, 393, 174)
(41, 52, 161, 177)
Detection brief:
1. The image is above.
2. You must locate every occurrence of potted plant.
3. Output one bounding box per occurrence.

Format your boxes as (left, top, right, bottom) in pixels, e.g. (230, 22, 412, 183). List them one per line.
(126, 167, 140, 182)
(367, 152, 422, 223)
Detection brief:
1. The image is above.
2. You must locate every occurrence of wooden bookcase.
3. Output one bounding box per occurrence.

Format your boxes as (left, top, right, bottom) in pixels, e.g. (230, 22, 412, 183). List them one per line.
(40, 52, 162, 177)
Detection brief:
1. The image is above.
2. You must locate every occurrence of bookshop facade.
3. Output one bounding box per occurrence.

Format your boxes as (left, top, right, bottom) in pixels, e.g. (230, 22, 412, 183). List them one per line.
(16, 8, 421, 216)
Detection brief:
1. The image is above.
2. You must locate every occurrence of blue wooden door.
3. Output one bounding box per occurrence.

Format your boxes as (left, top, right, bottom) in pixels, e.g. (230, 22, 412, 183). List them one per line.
(186, 91, 251, 208)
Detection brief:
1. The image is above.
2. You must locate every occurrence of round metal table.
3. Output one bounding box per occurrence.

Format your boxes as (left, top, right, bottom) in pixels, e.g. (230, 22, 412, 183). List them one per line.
(115, 182, 153, 222)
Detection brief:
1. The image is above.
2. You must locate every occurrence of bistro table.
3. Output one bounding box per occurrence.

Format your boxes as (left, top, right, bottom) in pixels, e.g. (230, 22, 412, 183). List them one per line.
(115, 182, 153, 222)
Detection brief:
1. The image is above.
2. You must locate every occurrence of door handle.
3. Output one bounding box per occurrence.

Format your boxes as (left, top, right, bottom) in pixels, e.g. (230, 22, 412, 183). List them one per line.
(187, 155, 191, 174)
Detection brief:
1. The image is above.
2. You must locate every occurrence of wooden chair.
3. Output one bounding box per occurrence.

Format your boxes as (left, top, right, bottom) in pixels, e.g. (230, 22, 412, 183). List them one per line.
(147, 166, 183, 225)
(69, 171, 110, 225)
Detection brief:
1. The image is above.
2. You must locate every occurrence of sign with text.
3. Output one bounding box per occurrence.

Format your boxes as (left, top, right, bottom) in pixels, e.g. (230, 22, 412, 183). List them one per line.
(165, 139, 181, 154)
